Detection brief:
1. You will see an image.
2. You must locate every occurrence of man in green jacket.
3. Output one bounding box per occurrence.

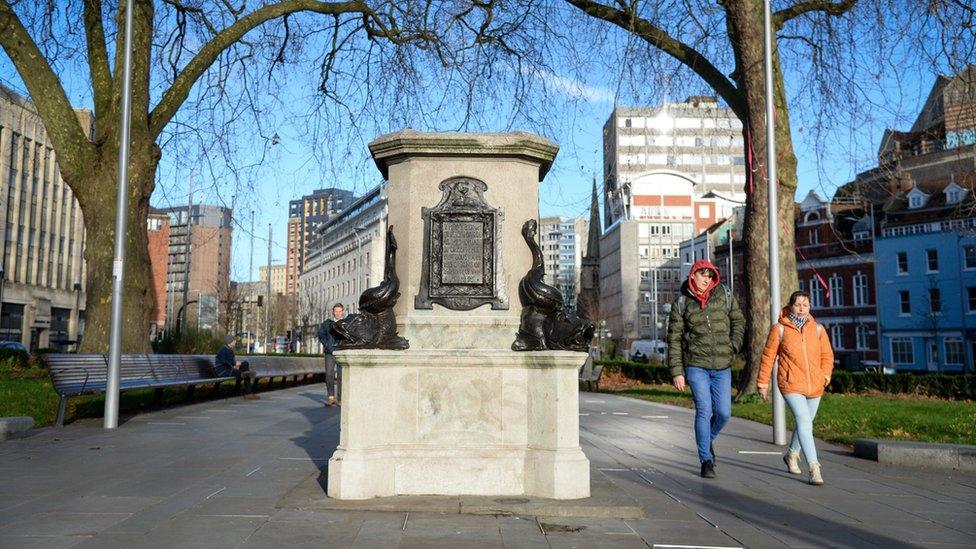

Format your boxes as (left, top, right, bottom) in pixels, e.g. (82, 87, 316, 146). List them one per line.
(667, 259, 745, 479)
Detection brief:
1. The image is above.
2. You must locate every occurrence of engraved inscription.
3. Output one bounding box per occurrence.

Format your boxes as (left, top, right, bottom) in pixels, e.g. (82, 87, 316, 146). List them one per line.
(415, 176, 509, 311)
(441, 221, 485, 284)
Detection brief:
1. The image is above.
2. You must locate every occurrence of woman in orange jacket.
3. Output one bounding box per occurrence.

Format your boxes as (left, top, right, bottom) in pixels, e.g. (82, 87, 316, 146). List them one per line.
(757, 290, 834, 485)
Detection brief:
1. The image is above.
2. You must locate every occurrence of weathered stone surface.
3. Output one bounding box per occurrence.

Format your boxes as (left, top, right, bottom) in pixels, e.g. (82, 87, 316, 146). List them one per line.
(328, 350, 590, 500)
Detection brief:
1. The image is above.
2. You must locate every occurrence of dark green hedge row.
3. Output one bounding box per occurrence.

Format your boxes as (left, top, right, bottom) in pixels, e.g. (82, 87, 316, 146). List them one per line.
(597, 360, 975, 400)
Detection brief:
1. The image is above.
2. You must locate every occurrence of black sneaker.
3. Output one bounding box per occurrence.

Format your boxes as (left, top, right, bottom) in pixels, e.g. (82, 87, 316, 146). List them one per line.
(700, 460, 716, 478)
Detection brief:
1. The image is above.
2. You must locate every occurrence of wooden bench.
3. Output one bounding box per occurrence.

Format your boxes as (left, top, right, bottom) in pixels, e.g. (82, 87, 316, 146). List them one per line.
(43, 354, 328, 427)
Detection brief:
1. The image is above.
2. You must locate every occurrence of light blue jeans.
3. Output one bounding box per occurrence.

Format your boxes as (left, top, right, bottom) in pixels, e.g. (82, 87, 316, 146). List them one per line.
(783, 393, 822, 464)
(684, 366, 732, 463)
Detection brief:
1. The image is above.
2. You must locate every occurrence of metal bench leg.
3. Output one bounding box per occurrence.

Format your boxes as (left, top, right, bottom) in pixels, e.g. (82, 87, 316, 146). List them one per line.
(211, 382, 222, 397)
(151, 388, 164, 409)
(56, 396, 68, 427)
(186, 385, 195, 400)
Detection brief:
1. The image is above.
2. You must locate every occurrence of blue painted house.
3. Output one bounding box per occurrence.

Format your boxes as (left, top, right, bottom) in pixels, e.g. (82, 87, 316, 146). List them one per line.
(875, 199, 976, 372)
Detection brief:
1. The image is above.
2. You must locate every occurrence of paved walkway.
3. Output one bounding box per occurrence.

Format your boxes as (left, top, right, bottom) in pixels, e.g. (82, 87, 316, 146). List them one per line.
(1, 385, 974, 548)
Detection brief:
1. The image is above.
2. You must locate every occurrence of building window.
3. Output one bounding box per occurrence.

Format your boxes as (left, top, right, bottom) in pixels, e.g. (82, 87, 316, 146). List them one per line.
(810, 278, 824, 308)
(965, 246, 976, 269)
(968, 287, 976, 313)
(899, 290, 911, 315)
(897, 252, 908, 274)
(929, 288, 941, 314)
(853, 273, 869, 306)
(639, 314, 651, 328)
(944, 338, 964, 366)
(641, 291, 652, 303)
(947, 189, 960, 203)
(909, 195, 922, 208)
(856, 325, 869, 350)
(640, 269, 649, 280)
(926, 249, 938, 272)
(830, 324, 844, 349)
(809, 229, 819, 245)
(829, 276, 843, 306)
(891, 338, 914, 364)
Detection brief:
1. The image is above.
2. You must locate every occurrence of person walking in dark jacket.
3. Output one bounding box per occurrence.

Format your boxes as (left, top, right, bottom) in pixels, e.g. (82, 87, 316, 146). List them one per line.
(667, 259, 745, 478)
(215, 334, 259, 400)
(317, 303, 345, 406)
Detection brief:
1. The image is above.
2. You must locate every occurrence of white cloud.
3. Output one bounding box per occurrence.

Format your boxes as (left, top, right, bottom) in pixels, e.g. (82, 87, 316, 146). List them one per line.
(523, 66, 615, 104)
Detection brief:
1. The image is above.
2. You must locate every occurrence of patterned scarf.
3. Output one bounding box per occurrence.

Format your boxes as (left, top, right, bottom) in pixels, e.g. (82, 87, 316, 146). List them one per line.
(789, 313, 808, 332)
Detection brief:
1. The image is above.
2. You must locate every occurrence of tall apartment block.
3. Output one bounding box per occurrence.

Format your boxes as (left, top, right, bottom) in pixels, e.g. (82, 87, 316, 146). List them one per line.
(602, 96, 747, 227)
(539, 215, 588, 310)
(148, 204, 233, 335)
(599, 96, 746, 352)
(285, 188, 356, 296)
(0, 85, 88, 351)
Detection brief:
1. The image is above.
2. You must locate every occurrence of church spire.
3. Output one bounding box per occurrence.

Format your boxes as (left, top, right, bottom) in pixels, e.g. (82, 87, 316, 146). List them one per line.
(577, 175, 602, 320)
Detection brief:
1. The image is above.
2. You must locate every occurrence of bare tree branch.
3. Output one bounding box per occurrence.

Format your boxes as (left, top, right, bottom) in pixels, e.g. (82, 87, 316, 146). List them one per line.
(150, 0, 374, 137)
(561, 0, 746, 118)
(774, 0, 858, 28)
(83, 0, 112, 124)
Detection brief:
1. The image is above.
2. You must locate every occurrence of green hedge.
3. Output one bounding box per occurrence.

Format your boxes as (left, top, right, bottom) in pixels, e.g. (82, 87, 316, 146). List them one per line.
(598, 359, 975, 400)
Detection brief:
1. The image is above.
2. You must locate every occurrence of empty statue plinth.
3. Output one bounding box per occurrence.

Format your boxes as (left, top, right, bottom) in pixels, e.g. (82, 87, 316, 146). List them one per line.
(327, 131, 590, 500)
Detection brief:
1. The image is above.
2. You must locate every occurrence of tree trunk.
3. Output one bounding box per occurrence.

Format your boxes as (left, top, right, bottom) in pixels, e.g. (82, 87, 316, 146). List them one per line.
(726, 0, 800, 397)
(73, 137, 160, 353)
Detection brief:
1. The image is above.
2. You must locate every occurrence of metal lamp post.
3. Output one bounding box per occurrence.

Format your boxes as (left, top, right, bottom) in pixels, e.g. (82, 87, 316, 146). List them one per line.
(764, 0, 787, 445)
(104, 0, 136, 429)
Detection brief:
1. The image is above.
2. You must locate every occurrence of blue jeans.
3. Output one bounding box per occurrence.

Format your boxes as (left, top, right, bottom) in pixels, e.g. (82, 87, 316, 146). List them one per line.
(685, 366, 732, 463)
(783, 393, 821, 464)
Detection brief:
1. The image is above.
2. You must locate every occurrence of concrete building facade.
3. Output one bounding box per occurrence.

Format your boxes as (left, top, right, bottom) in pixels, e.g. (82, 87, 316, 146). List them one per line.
(286, 187, 357, 296)
(599, 172, 723, 352)
(150, 204, 233, 335)
(602, 96, 747, 228)
(259, 263, 288, 296)
(539, 215, 587, 310)
(0, 85, 88, 350)
(297, 185, 386, 352)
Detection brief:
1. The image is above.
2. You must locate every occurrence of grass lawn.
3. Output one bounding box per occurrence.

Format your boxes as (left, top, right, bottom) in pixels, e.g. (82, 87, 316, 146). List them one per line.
(0, 360, 257, 427)
(611, 384, 976, 446)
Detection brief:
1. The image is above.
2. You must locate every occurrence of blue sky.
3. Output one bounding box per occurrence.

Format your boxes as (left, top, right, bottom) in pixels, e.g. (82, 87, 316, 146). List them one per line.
(0, 5, 946, 284)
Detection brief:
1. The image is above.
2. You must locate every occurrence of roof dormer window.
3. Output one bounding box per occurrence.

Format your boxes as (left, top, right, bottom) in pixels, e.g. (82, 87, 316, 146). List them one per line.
(907, 187, 928, 209)
(945, 181, 965, 204)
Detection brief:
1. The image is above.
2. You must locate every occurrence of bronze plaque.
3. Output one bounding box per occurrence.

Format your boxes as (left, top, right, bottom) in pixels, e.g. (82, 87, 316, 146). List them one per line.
(415, 177, 508, 310)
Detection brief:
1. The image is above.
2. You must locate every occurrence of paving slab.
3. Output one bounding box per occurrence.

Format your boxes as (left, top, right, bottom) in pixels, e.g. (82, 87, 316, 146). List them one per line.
(0, 383, 973, 548)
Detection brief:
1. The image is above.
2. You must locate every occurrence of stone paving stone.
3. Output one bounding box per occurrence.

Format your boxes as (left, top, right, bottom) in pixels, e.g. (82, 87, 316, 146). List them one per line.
(496, 515, 549, 548)
(0, 533, 91, 548)
(625, 516, 752, 548)
(136, 514, 266, 549)
(400, 512, 504, 546)
(242, 513, 364, 548)
(349, 514, 407, 546)
(100, 485, 226, 535)
(47, 495, 163, 514)
(0, 510, 132, 537)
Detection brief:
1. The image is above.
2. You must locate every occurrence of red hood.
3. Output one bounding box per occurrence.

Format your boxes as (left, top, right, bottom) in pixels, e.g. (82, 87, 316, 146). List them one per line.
(687, 259, 720, 309)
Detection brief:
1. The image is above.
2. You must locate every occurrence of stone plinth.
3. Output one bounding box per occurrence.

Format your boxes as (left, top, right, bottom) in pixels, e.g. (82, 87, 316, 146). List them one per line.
(368, 130, 558, 351)
(327, 350, 590, 500)
(328, 131, 589, 501)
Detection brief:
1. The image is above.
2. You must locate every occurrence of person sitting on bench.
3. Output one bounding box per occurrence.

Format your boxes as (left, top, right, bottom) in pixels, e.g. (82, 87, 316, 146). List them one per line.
(215, 335, 259, 400)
